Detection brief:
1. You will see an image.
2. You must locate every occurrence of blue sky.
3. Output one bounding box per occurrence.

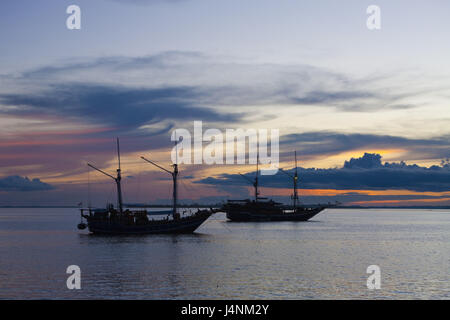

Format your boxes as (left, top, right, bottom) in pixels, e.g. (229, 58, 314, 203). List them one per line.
(2, 0, 450, 72)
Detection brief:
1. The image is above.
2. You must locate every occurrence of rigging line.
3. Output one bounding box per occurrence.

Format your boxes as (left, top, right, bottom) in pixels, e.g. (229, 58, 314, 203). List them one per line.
(179, 176, 191, 196)
(106, 181, 115, 207)
(178, 178, 187, 195)
(120, 158, 126, 208)
(166, 179, 173, 206)
(136, 161, 143, 204)
(87, 166, 91, 208)
(179, 175, 190, 193)
(179, 174, 200, 204)
(179, 172, 201, 193)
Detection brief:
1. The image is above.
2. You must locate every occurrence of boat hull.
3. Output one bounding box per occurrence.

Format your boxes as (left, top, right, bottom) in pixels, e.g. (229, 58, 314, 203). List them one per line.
(225, 207, 325, 222)
(85, 211, 213, 235)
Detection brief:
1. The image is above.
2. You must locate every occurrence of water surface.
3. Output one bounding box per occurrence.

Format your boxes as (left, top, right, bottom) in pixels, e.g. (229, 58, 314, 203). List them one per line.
(0, 208, 448, 299)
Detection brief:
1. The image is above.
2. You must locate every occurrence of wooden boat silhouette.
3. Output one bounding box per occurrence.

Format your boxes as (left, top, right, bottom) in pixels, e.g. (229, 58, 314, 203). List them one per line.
(78, 138, 215, 234)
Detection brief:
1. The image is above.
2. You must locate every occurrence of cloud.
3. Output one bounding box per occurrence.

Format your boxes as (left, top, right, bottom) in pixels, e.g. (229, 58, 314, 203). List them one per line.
(343, 153, 383, 169)
(196, 153, 450, 192)
(0, 52, 448, 203)
(280, 132, 450, 161)
(1, 51, 425, 115)
(0, 176, 55, 192)
(0, 84, 240, 129)
(290, 90, 374, 106)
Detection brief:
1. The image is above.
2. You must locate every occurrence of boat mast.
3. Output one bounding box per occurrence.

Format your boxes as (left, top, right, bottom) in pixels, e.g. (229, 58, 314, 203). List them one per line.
(116, 138, 123, 213)
(254, 154, 259, 202)
(238, 154, 260, 202)
(141, 156, 178, 217)
(293, 151, 299, 209)
(173, 134, 178, 216)
(173, 163, 178, 216)
(280, 151, 300, 210)
(87, 137, 124, 213)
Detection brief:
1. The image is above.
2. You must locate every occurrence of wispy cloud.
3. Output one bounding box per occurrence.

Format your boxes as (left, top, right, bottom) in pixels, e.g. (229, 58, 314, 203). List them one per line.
(279, 132, 450, 161)
(0, 84, 238, 128)
(1, 51, 432, 115)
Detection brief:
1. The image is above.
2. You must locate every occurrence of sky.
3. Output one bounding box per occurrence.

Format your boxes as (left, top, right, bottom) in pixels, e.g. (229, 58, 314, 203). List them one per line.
(0, 0, 449, 206)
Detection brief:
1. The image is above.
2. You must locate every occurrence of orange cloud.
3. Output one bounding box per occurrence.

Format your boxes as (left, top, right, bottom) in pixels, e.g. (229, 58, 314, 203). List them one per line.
(348, 198, 450, 206)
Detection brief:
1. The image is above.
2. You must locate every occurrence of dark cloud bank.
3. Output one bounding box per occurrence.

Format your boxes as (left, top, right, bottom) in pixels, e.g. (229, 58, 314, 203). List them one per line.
(0, 84, 238, 128)
(3, 51, 418, 122)
(197, 153, 450, 193)
(0, 176, 54, 192)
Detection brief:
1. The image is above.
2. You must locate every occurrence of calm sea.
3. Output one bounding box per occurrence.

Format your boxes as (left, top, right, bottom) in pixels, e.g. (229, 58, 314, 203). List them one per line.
(0, 208, 448, 299)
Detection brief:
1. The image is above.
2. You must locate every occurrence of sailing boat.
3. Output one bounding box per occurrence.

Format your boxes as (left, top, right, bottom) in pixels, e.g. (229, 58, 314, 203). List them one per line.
(77, 138, 215, 234)
(221, 152, 326, 222)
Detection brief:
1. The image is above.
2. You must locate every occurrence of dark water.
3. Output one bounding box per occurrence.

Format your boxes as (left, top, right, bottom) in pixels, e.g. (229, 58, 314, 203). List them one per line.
(0, 208, 449, 299)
